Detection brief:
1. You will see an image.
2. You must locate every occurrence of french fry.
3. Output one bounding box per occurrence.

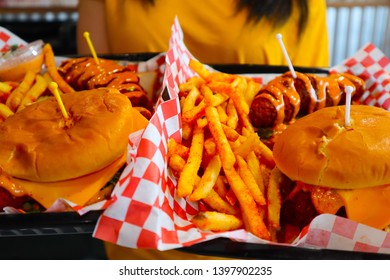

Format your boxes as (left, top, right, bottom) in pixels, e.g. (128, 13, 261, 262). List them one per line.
(241, 126, 252, 137)
(224, 167, 271, 240)
(177, 124, 204, 197)
(226, 98, 238, 129)
(232, 133, 255, 158)
(182, 86, 201, 113)
(167, 138, 190, 159)
(189, 59, 211, 80)
(191, 211, 243, 232)
(229, 138, 240, 151)
(225, 187, 238, 206)
(245, 78, 261, 107)
(182, 99, 207, 123)
(0, 81, 12, 93)
(233, 132, 274, 167)
(196, 116, 208, 128)
(230, 76, 249, 114)
(204, 137, 216, 156)
(203, 190, 240, 215)
(0, 103, 14, 120)
(267, 166, 283, 241)
(240, 111, 255, 133)
(216, 104, 228, 124)
(236, 155, 266, 206)
(179, 76, 204, 93)
(207, 81, 233, 96)
(206, 71, 236, 83)
(246, 151, 265, 194)
(168, 153, 201, 187)
(221, 123, 241, 142)
(261, 163, 272, 190)
(189, 155, 221, 201)
(231, 77, 255, 132)
(168, 154, 187, 173)
(205, 106, 236, 170)
(213, 175, 228, 198)
(201, 84, 229, 107)
(182, 121, 193, 140)
(17, 74, 48, 111)
(6, 71, 36, 112)
(43, 44, 74, 94)
(0, 82, 16, 103)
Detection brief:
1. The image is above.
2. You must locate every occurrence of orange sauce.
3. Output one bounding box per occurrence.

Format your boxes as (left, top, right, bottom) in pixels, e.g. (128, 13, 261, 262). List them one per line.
(0, 52, 44, 82)
(295, 72, 317, 114)
(270, 76, 300, 121)
(258, 84, 285, 125)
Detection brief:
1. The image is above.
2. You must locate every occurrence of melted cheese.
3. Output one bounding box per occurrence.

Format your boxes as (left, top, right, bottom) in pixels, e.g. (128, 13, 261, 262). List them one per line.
(130, 107, 150, 131)
(336, 185, 390, 230)
(12, 153, 127, 209)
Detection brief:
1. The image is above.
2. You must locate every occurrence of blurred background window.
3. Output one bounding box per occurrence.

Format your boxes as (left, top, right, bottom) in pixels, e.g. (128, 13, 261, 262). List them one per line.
(0, 0, 78, 55)
(327, 0, 389, 65)
(0, 0, 389, 66)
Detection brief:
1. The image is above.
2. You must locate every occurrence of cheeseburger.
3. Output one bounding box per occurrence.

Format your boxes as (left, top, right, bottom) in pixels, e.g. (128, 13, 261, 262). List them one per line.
(0, 87, 148, 210)
(273, 105, 390, 233)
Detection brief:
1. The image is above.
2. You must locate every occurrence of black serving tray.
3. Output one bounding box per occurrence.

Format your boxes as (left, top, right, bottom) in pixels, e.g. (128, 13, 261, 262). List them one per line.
(1, 210, 389, 260)
(178, 238, 390, 260)
(0, 211, 106, 260)
(0, 53, 387, 260)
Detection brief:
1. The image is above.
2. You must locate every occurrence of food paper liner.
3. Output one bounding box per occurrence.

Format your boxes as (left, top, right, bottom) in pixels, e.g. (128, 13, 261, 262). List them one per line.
(0, 26, 26, 52)
(93, 17, 390, 255)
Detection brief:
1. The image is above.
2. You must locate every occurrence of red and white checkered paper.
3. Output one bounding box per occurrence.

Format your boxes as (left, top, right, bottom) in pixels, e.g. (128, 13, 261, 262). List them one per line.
(330, 43, 390, 109)
(93, 18, 390, 254)
(0, 26, 26, 52)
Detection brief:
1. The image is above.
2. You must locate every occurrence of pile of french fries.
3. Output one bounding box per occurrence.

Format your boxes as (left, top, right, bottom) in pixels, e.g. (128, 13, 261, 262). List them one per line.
(0, 44, 74, 121)
(168, 59, 284, 241)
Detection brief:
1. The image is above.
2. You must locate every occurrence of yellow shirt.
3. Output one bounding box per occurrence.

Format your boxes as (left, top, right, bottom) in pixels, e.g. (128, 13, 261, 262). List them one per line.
(104, 0, 329, 67)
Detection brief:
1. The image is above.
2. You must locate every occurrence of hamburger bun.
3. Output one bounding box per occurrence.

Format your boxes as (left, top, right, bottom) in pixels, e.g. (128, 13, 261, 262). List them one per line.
(273, 105, 390, 189)
(0, 87, 134, 182)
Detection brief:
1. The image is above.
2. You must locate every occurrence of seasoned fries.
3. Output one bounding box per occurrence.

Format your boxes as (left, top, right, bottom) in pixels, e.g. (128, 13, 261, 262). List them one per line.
(167, 59, 282, 241)
(17, 74, 48, 111)
(205, 106, 236, 170)
(0, 81, 12, 93)
(236, 155, 266, 206)
(43, 44, 74, 94)
(177, 124, 205, 197)
(191, 211, 243, 232)
(0, 43, 74, 119)
(189, 155, 221, 201)
(6, 71, 36, 112)
(0, 103, 14, 120)
(267, 167, 283, 241)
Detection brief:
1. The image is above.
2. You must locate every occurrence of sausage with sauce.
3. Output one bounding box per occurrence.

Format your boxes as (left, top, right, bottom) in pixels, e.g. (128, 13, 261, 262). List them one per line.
(249, 71, 365, 129)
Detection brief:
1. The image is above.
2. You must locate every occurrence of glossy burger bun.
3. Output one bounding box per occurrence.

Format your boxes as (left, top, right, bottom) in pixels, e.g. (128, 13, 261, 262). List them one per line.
(273, 105, 390, 189)
(0, 87, 133, 182)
